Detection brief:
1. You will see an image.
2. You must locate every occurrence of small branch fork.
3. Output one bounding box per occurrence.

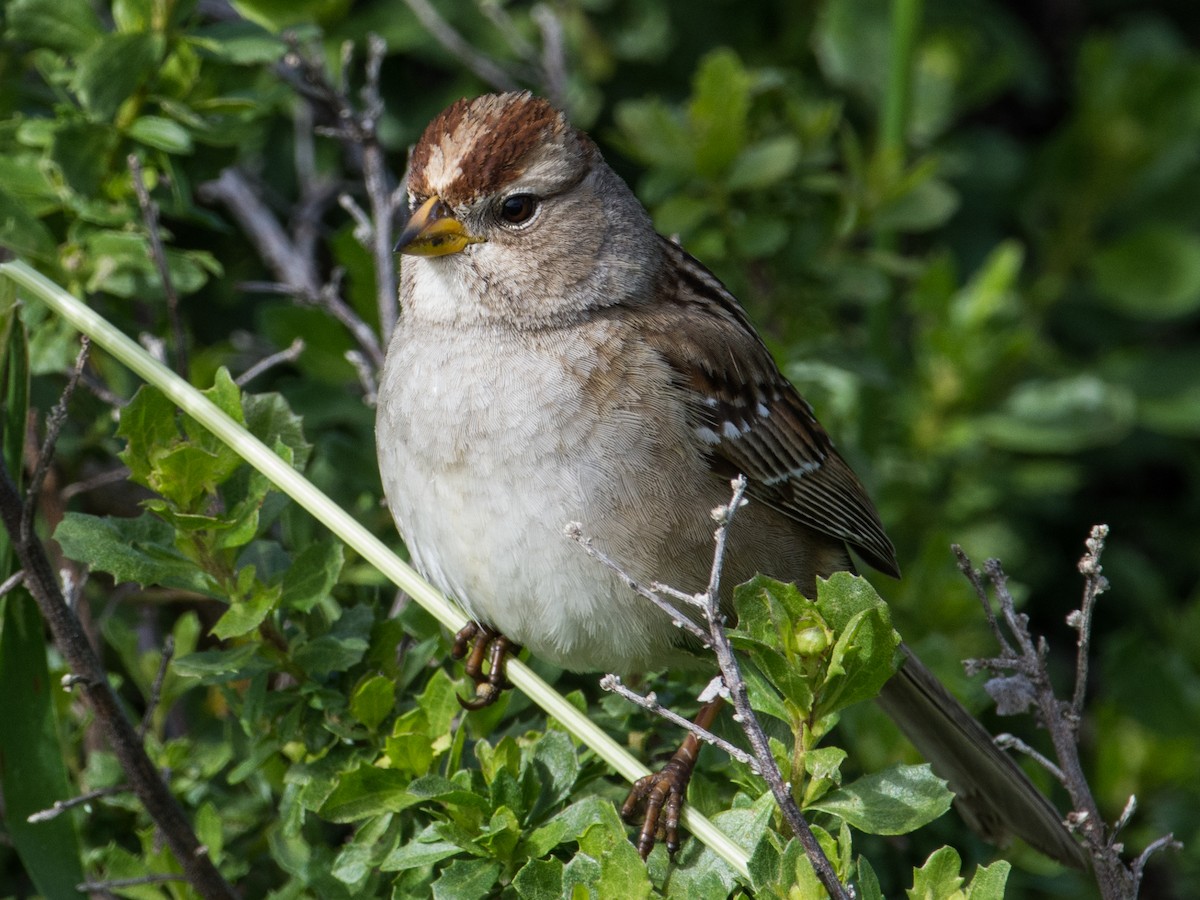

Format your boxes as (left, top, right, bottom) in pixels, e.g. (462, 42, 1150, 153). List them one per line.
(1, 341, 235, 900)
(955, 528, 1181, 899)
(570, 477, 850, 900)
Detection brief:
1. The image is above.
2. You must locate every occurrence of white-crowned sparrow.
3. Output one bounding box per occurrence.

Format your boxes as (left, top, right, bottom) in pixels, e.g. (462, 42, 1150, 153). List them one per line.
(376, 91, 1084, 867)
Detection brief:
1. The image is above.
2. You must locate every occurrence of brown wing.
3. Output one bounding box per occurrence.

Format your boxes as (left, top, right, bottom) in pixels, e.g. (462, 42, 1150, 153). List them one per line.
(631, 237, 899, 578)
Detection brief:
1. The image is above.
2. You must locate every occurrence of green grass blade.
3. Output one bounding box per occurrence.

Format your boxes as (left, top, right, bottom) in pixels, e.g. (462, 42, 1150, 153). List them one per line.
(0, 259, 752, 880)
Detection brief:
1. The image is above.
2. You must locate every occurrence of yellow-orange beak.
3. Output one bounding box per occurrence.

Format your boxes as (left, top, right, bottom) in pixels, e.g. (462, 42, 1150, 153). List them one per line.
(394, 196, 483, 257)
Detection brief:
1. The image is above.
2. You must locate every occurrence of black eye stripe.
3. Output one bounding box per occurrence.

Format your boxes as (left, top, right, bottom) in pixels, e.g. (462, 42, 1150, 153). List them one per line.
(498, 194, 538, 225)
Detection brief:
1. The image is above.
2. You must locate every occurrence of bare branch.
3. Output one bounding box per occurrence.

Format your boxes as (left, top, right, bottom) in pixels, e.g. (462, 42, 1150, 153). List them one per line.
(698, 477, 849, 900)
(1071, 524, 1109, 722)
(27, 785, 127, 824)
(956, 533, 1181, 899)
(953, 544, 1013, 657)
(993, 733, 1066, 785)
(199, 168, 321, 297)
(0, 569, 25, 599)
(600, 674, 758, 769)
(532, 5, 568, 109)
(564, 521, 710, 645)
(402, 0, 520, 92)
(24, 338, 89, 543)
(0, 460, 235, 899)
(1131, 834, 1182, 895)
(139, 635, 175, 740)
(236, 338, 306, 387)
(78, 369, 126, 408)
(78, 873, 189, 892)
(579, 477, 848, 899)
(345, 350, 379, 406)
(129, 156, 187, 377)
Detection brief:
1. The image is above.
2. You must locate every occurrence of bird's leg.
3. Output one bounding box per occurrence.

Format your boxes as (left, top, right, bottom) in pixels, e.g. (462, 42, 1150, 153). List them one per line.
(621, 696, 726, 858)
(451, 621, 521, 710)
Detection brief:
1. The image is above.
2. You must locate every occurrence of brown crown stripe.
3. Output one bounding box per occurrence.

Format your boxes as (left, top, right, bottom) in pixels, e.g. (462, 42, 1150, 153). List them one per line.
(408, 92, 572, 204)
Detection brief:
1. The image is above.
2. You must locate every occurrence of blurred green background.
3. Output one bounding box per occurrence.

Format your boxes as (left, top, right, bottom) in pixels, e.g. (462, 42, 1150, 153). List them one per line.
(0, 0, 1197, 896)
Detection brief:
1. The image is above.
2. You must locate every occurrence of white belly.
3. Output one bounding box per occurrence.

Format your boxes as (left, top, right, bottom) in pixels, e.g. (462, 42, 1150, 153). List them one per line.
(376, 320, 709, 675)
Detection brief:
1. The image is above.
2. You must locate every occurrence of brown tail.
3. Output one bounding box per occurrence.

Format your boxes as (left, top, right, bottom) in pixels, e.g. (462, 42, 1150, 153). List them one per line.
(875, 645, 1088, 869)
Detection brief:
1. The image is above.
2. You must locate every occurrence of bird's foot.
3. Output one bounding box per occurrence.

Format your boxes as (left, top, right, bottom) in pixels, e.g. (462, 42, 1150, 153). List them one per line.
(621, 733, 702, 859)
(451, 622, 520, 710)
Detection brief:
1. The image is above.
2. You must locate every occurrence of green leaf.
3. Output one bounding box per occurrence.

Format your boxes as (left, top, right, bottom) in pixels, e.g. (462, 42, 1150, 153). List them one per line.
(0, 186, 57, 262)
(280, 537, 343, 612)
(980, 376, 1137, 453)
(117, 385, 182, 487)
(809, 764, 953, 835)
(243, 388, 312, 470)
(689, 48, 753, 177)
(965, 859, 1010, 899)
(856, 856, 885, 900)
(319, 765, 417, 822)
(525, 729, 580, 815)
(172, 644, 271, 683)
(194, 801, 224, 866)
(7, 0, 104, 52)
(431, 859, 501, 900)
(292, 632, 368, 675)
(72, 33, 165, 120)
(513, 858, 564, 900)
(350, 674, 395, 731)
(727, 136, 803, 191)
(814, 575, 901, 719)
(1092, 225, 1200, 320)
(0, 593, 86, 899)
(127, 116, 194, 153)
(908, 846, 964, 899)
(54, 512, 211, 594)
(189, 21, 287, 65)
(379, 829, 461, 872)
(211, 582, 280, 639)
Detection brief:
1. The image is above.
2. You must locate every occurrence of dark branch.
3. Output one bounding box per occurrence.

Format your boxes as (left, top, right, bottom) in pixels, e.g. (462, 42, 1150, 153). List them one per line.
(0, 461, 235, 897)
(129, 156, 188, 377)
(23, 339, 89, 544)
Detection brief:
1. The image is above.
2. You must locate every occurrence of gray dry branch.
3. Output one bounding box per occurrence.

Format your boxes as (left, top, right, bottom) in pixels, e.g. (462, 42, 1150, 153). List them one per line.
(571, 477, 851, 900)
(955, 528, 1182, 900)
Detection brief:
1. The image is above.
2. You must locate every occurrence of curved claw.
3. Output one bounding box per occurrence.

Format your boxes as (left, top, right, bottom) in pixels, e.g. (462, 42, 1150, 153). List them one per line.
(620, 697, 724, 859)
(623, 754, 692, 858)
(450, 622, 520, 711)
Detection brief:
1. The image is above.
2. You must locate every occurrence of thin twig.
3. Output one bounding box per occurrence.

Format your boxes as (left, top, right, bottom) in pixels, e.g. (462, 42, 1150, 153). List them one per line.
(0, 459, 236, 900)
(1071, 524, 1109, 723)
(993, 733, 1066, 785)
(698, 478, 850, 900)
(1131, 834, 1182, 895)
(23, 339, 89, 543)
(564, 522, 710, 645)
(236, 338, 306, 387)
(345, 350, 379, 406)
(955, 534, 1184, 899)
(139, 635, 175, 740)
(599, 674, 758, 770)
(27, 785, 127, 823)
(318, 273, 385, 372)
(60, 466, 132, 502)
(0, 569, 25, 599)
(78, 370, 126, 408)
(359, 33, 400, 343)
(953, 545, 1012, 656)
(198, 168, 322, 297)
(129, 156, 188, 378)
(402, 0, 520, 92)
(78, 873, 189, 891)
(532, 5, 568, 110)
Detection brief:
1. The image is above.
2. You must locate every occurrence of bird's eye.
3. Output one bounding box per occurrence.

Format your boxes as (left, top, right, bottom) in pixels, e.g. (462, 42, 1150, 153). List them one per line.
(498, 194, 538, 226)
